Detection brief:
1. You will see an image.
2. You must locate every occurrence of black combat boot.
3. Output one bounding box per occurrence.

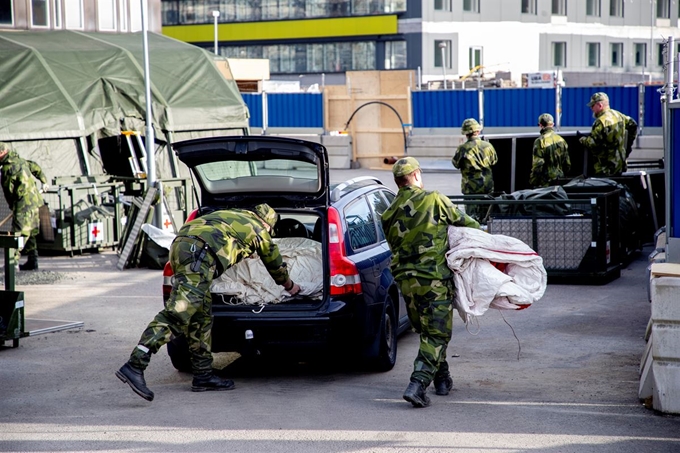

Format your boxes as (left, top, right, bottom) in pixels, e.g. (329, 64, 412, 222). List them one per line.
(191, 373, 236, 392)
(403, 379, 430, 408)
(19, 255, 38, 271)
(116, 363, 154, 401)
(433, 373, 453, 396)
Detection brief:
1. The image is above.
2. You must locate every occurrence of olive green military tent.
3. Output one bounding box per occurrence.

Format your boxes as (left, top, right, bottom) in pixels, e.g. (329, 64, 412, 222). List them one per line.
(0, 30, 249, 181)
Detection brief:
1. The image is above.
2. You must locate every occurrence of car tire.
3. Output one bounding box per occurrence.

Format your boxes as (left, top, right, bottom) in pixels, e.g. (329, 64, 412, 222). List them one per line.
(167, 336, 192, 372)
(367, 294, 398, 372)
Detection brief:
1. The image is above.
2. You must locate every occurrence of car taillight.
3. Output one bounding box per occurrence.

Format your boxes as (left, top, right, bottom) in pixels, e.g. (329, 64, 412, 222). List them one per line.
(162, 209, 197, 301)
(162, 261, 174, 300)
(186, 209, 198, 222)
(327, 207, 362, 296)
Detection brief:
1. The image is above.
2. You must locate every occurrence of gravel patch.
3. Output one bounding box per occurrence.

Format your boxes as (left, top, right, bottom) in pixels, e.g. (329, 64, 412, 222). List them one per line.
(0, 269, 79, 286)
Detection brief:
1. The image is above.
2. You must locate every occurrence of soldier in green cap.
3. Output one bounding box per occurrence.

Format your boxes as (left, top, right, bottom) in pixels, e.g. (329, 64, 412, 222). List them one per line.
(116, 204, 300, 401)
(382, 157, 479, 408)
(452, 118, 498, 221)
(0, 142, 48, 271)
(579, 92, 638, 176)
(530, 113, 571, 188)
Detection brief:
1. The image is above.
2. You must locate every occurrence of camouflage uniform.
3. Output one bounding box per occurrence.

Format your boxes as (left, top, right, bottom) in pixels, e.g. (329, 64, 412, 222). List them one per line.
(530, 125, 571, 188)
(0, 146, 45, 262)
(452, 122, 498, 220)
(580, 93, 638, 176)
(382, 161, 479, 388)
(128, 205, 289, 375)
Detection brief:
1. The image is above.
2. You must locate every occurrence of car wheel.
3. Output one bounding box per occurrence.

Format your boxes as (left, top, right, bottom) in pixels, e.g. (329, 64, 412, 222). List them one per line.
(167, 336, 192, 372)
(370, 294, 398, 372)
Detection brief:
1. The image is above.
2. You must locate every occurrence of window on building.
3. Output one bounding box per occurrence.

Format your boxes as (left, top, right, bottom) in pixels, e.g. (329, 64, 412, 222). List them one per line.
(435, 40, 452, 69)
(385, 40, 407, 69)
(64, 0, 83, 28)
(119, 0, 128, 30)
(610, 43, 623, 67)
(225, 41, 376, 74)
(657, 43, 665, 66)
(522, 0, 537, 14)
(97, 0, 116, 30)
(463, 0, 479, 13)
(52, 0, 61, 27)
(32, 0, 49, 27)
(435, 0, 451, 11)
(552, 0, 566, 15)
(552, 42, 566, 67)
(0, 0, 12, 25)
(610, 0, 624, 17)
(469, 46, 483, 72)
(586, 0, 600, 17)
(657, 0, 670, 19)
(587, 42, 600, 67)
(635, 43, 647, 67)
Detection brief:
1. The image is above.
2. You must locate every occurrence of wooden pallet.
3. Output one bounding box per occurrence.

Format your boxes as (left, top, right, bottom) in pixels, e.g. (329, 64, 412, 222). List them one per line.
(116, 187, 157, 271)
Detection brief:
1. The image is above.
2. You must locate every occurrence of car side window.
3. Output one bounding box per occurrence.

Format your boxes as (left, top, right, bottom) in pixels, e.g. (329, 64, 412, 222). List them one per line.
(366, 190, 391, 241)
(344, 197, 378, 251)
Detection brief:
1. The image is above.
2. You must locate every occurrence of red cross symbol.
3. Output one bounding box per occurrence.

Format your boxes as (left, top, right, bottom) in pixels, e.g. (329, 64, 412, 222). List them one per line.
(91, 225, 100, 238)
(164, 218, 173, 229)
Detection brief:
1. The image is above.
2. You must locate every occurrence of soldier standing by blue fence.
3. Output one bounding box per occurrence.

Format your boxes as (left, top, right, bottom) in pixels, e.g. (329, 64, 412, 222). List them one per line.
(382, 157, 479, 408)
(530, 113, 571, 188)
(452, 118, 498, 222)
(116, 204, 301, 401)
(579, 92, 638, 176)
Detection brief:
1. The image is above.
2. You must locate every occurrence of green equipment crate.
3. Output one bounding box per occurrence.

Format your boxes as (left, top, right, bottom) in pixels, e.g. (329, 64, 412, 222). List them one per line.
(39, 182, 124, 254)
(0, 291, 24, 348)
(449, 186, 622, 283)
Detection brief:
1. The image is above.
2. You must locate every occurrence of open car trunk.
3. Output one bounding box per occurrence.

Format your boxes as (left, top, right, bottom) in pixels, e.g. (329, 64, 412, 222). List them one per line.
(210, 236, 324, 307)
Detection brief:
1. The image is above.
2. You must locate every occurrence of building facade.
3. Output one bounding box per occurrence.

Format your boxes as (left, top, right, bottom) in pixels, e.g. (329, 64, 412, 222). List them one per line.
(0, 0, 162, 33)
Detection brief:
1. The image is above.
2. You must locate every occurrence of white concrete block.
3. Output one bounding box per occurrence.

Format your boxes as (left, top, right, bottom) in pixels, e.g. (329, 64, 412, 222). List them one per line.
(640, 331, 653, 376)
(639, 340, 654, 399)
(651, 277, 680, 321)
(651, 324, 680, 360)
(652, 361, 680, 414)
(329, 154, 350, 169)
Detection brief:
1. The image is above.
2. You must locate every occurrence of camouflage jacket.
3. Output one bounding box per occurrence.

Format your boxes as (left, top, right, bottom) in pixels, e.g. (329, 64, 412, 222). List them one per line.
(452, 137, 498, 194)
(0, 151, 44, 213)
(529, 127, 571, 188)
(177, 209, 289, 284)
(381, 184, 479, 281)
(579, 108, 638, 176)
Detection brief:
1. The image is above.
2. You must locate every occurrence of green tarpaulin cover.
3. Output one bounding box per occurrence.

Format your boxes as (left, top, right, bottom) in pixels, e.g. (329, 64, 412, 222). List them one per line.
(0, 30, 249, 179)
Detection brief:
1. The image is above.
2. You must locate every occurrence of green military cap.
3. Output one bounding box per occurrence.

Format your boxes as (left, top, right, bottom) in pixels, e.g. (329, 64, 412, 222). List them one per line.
(587, 92, 609, 107)
(538, 113, 554, 126)
(392, 156, 420, 177)
(0, 142, 9, 151)
(461, 118, 482, 135)
(252, 203, 279, 229)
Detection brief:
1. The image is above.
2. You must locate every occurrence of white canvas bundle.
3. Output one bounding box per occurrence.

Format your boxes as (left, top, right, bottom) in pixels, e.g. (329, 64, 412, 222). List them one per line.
(445, 226, 547, 322)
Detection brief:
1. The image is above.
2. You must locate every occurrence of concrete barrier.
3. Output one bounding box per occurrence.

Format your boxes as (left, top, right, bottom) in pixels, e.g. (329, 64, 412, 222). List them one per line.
(639, 270, 680, 414)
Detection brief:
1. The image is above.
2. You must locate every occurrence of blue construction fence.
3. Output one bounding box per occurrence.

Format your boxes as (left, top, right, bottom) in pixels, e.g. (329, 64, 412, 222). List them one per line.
(240, 85, 664, 130)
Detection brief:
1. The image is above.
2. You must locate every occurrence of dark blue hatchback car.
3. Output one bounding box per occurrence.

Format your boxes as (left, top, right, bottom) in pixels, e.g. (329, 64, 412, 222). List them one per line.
(162, 136, 409, 371)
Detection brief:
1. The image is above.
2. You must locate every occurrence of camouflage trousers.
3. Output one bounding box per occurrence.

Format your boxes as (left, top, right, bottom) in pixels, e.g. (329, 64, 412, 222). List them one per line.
(398, 276, 454, 387)
(129, 237, 219, 375)
(12, 208, 40, 261)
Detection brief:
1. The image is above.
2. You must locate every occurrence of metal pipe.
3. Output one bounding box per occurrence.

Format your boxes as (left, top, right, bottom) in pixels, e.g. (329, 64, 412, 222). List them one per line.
(439, 42, 447, 89)
(212, 10, 220, 55)
(140, 0, 159, 227)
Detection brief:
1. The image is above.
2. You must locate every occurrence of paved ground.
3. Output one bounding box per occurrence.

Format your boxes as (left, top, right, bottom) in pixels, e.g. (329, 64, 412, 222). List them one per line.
(1, 169, 679, 452)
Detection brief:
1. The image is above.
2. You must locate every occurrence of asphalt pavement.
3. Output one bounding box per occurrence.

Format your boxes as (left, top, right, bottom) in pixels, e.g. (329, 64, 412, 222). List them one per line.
(1, 168, 679, 453)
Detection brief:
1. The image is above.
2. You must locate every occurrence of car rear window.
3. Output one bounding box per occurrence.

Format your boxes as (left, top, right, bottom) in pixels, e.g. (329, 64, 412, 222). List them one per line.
(194, 158, 320, 194)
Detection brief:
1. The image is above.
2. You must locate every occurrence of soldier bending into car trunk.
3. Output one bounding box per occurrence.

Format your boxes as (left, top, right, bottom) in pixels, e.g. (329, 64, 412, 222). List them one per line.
(116, 203, 301, 401)
(381, 157, 480, 408)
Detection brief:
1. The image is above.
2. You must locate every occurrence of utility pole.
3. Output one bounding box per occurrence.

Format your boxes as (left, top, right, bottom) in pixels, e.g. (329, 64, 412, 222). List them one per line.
(439, 42, 447, 89)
